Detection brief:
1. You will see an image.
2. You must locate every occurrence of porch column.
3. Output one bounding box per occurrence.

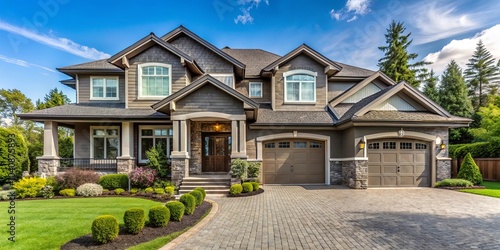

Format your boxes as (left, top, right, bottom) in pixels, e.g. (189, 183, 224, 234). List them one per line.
(231, 120, 247, 159)
(238, 120, 247, 155)
(231, 120, 239, 156)
(117, 122, 135, 174)
(37, 121, 60, 177)
(171, 119, 189, 187)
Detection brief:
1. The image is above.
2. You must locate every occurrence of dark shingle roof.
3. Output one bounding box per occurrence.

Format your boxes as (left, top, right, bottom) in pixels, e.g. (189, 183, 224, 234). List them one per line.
(353, 111, 472, 123)
(222, 48, 281, 76)
(254, 104, 334, 125)
(18, 103, 167, 120)
(58, 59, 121, 70)
(333, 62, 375, 77)
(337, 85, 395, 123)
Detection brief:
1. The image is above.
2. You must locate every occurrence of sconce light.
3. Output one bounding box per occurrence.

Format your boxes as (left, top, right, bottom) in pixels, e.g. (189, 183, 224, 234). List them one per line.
(359, 138, 366, 149)
(440, 141, 446, 150)
(435, 137, 442, 145)
(214, 122, 221, 132)
(398, 128, 405, 137)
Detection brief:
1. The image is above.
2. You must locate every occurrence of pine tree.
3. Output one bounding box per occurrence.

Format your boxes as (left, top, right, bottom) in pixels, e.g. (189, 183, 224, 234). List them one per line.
(378, 20, 429, 88)
(36, 87, 71, 110)
(438, 60, 473, 118)
(464, 40, 500, 110)
(422, 69, 439, 103)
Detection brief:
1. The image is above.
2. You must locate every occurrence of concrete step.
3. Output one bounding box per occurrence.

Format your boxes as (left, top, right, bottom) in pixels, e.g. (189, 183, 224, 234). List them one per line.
(181, 181, 229, 186)
(180, 185, 230, 190)
(182, 178, 230, 182)
(179, 189, 229, 195)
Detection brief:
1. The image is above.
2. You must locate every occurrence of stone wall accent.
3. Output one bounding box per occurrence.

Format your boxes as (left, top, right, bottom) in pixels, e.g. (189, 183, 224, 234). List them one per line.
(171, 158, 187, 187)
(37, 158, 59, 177)
(330, 160, 343, 185)
(190, 121, 231, 174)
(342, 160, 368, 189)
(437, 159, 451, 181)
(116, 157, 135, 174)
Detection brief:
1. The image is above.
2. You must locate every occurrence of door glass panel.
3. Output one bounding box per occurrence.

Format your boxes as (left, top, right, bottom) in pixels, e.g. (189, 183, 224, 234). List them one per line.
(215, 137, 225, 156)
(228, 136, 231, 152)
(204, 137, 210, 156)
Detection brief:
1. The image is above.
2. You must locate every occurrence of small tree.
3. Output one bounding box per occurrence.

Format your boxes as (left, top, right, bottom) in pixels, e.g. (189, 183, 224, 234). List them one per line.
(230, 159, 248, 180)
(457, 153, 482, 185)
(0, 127, 29, 185)
(145, 143, 169, 179)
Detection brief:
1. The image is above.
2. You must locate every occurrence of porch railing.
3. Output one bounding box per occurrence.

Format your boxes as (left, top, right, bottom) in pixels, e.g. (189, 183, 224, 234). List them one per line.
(58, 158, 118, 172)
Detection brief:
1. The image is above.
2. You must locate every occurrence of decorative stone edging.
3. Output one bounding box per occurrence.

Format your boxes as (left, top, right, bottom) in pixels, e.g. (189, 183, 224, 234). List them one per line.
(159, 199, 219, 250)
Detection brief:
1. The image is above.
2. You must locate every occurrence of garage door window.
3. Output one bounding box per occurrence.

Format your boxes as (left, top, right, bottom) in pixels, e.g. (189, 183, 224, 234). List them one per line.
(294, 142, 307, 148)
(400, 142, 412, 149)
(416, 143, 427, 149)
(383, 142, 396, 149)
(310, 142, 322, 148)
(368, 143, 379, 149)
(278, 142, 290, 148)
(265, 142, 275, 148)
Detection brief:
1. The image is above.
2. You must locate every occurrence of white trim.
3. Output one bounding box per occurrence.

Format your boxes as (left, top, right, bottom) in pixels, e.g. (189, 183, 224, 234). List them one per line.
(138, 63, 172, 98)
(75, 74, 79, 104)
(125, 68, 129, 108)
(209, 73, 235, 88)
(138, 125, 173, 163)
(90, 126, 120, 158)
(256, 132, 330, 185)
(90, 76, 120, 100)
(172, 112, 246, 121)
(436, 157, 452, 160)
(283, 69, 317, 103)
(330, 157, 369, 161)
(249, 82, 263, 98)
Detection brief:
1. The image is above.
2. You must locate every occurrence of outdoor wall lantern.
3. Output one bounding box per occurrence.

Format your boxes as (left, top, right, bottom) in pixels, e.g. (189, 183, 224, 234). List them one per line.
(214, 122, 221, 132)
(359, 138, 366, 149)
(440, 141, 446, 150)
(398, 128, 405, 137)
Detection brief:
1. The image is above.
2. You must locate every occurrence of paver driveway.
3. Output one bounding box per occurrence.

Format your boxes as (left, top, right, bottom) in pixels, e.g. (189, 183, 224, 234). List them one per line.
(174, 186, 500, 249)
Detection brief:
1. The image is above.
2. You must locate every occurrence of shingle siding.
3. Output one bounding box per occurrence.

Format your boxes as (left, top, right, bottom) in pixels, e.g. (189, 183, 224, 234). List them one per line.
(173, 84, 244, 115)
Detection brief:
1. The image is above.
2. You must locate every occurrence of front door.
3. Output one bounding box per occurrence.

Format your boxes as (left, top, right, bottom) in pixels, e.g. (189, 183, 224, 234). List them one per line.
(202, 133, 231, 172)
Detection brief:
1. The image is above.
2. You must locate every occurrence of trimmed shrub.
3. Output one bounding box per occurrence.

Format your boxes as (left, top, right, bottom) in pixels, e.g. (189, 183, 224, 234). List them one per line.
(124, 208, 145, 234)
(130, 188, 139, 194)
(251, 182, 260, 191)
(59, 188, 76, 196)
(129, 167, 156, 188)
(230, 184, 243, 195)
(179, 193, 196, 215)
(165, 201, 185, 221)
(165, 186, 175, 195)
(91, 215, 119, 244)
(56, 168, 100, 189)
(154, 188, 165, 194)
(98, 174, 128, 190)
(242, 182, 253, 193)
(247, 162, 261, 179)
(13, 177, 46, 198)
(450, 139, 500, 159)
(189, 190, 203, 206)
(435, 178, 474, 187)
(114, 188, 125, 195)
(194, 187, 206, 200)
(458, 153, 483, 185)
(76, 183, 103, 197)
(148, 206, 170, 227)
(230, 159, 248, 179)
(144, 187, 154, 193)
(41, 185, 54, 199)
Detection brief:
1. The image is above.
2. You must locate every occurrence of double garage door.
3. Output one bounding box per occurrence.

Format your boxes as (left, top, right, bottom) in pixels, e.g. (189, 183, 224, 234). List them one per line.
(368, 139, 430, 187)
(263, 139, 325, 184)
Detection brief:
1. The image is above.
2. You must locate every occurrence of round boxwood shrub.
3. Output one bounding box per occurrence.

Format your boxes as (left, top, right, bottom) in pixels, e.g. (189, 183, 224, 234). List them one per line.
(189, 190, 203, 206)
(458, 153, 483, 185)
(242, 182, 253, 193)
(251, 182, 260, 191)
(114, 188, 125, 195)
(154, 188, 165, 194)
(165, 201, 185, 221)
(124, 208, 145, 234)
(59, 188, 76, 197)
(76, 183, 103, 197)
(165, 186, 175, 195)
(144, 187, 154, 193)
(179, 193, 196, 215)
(194, 187, 206, 200)
(98, 174, 128, 190)
(91, 215, 119, 244)
(230, 184, 243, 195)
(148, 206, 170, 227)
(130, 188, 139, 194)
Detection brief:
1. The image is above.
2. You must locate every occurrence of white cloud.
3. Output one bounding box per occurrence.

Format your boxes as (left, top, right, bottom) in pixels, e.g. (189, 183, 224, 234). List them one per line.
(0, 54, 55, 73)
(423, 24, 500, 76)
(0, 20, 110, 60)
(234, 0, 269, 24)
(330, 0, 370, 22)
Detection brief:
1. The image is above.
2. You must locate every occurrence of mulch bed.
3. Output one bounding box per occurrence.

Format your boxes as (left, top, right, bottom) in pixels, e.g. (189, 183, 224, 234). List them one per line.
(227, 188, 264, 197)
(439, 186, 486, 190)
(60, 201, 212, 250)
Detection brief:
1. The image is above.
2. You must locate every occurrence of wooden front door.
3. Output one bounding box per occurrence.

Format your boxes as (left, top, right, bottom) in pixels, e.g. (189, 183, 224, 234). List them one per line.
(202, 133, 231, 172)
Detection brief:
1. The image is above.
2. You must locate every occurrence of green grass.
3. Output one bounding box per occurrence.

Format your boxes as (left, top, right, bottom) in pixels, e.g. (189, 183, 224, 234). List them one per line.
(0, 197, 161, 250)
(460, 181, 500, 198)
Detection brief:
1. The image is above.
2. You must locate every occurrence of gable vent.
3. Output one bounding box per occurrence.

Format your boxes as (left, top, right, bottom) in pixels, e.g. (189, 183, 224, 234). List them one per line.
(342, 83, 381, 103)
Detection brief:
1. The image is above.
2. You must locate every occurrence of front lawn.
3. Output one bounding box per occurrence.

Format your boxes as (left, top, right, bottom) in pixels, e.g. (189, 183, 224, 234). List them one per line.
(0, 197, 161, 250)
(460, 181, 500, 198)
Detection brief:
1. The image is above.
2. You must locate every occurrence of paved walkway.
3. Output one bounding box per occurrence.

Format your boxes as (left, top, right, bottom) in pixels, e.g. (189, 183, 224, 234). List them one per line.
(174, 185, 500, 249)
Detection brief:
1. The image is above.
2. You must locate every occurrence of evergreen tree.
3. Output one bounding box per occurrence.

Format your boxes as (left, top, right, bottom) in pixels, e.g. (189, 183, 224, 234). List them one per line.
(438, 60, 474, 118)
(422, 69, 439, 103)
(378, 20, 429, 88)
(36, 87, 71, 110)
(464, 40, 500, 110)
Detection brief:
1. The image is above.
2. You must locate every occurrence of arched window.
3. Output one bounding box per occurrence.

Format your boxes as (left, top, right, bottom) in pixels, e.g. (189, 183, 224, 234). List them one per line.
(284, 70, 317, 102)
(138, 63, 172, 98)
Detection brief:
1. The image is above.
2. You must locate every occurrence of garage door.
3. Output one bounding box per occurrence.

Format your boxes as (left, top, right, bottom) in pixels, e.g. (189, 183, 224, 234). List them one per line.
(368, 139, 430, 187)
(263, 139, 325, 184)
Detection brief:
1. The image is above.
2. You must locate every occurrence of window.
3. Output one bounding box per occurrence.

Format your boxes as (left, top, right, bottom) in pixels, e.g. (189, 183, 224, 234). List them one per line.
(249, 82, 262, 98)
(264, 142, 275, 148)
(91, 127, 119, 159)
(400, 142, 413, 150)
(368, 143, 379, 149)
(139, 126, 173, 163)
(310, 142, 322, 148)
(138, 63, 171, 98)
(284, 70, 317, 102)
(90, 77, 119, 100)
(278, 142, 290, 148)
(416, 143, 427, 149)
(294, 142, 307, 148)
(383, 142, 396, 149)
(211, 74, 234, 88)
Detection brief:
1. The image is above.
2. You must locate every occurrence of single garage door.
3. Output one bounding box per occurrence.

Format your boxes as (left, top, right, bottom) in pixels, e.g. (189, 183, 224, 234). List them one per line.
(368, 139, 430, 187)
(263, 139, 325, 184)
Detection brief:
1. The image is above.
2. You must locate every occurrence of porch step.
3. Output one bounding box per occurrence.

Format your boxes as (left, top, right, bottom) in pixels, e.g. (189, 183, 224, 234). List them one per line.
(179, 175, 231, 196)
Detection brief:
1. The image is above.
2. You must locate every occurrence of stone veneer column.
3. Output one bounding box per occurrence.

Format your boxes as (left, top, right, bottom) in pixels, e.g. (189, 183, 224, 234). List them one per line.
(37, 157, 59, 177)
(342, 160, 368, 189)
(171, 158, 187, 187)
(330, 160, 343, 185)
(171, 119, 189, 187)
(436, 159, 451, 181)
(116, 157, 135, 174)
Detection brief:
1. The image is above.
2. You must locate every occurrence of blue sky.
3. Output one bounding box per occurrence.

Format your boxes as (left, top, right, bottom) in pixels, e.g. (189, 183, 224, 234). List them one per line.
(1, 0, 500, 103)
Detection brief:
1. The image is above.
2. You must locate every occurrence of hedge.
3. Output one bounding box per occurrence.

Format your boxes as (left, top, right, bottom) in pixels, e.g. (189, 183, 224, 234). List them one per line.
(98, 174, 128, 190)
(450, 140, 500, 158)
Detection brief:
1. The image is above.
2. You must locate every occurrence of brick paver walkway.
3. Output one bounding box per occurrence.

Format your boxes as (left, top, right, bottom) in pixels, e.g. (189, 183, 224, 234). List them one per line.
(174, 186, 500, 249)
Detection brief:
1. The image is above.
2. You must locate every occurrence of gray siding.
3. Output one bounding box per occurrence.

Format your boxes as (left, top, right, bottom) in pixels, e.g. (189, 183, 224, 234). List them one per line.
(274, 54, 327, 111)
(78, 73, 125, 103)
(170, 35, 233, 73)
(128, 45, 187, 108)
(173, 84, 244, 115)
(235, 79, 271, 103)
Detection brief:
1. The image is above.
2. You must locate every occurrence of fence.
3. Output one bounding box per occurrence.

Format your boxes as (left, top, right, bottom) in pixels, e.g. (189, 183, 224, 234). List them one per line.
(452, 158, 500, 181)
(57, 158, 118, 172)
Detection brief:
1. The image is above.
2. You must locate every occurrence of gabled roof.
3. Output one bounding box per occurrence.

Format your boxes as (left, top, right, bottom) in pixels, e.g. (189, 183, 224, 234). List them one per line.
(262, 44, 342, 75)
(329, 71, 396, 106)
(152, 74, 259, 111)
(107, 32, 203, 74)
(161, 26, 245, 70)
(331, 62, 376, 78)
(222, 48, 280, 77)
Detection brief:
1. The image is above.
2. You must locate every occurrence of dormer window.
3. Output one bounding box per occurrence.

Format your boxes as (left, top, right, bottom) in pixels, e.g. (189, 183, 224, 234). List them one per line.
(284, 70, 317, 103)
(138, 63, 172, 99)
(210, 74, 234, 88)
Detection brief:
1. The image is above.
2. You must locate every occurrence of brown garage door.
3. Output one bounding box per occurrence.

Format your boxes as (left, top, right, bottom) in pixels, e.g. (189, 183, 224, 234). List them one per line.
(368, 139, 430, 187)
(263, 139, 325, 184)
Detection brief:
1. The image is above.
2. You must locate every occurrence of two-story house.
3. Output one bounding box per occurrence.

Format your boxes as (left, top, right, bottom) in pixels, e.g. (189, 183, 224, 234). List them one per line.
(20, 26, 470, 189)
